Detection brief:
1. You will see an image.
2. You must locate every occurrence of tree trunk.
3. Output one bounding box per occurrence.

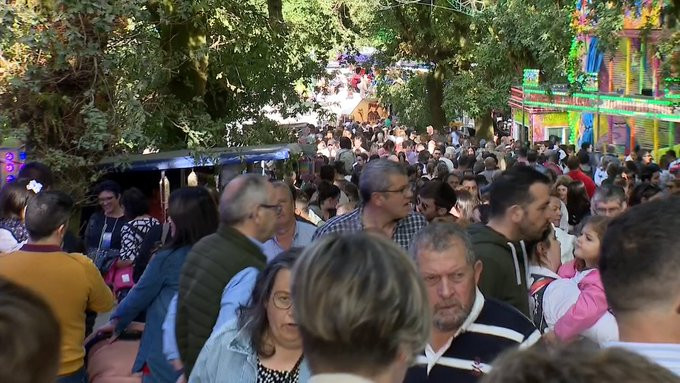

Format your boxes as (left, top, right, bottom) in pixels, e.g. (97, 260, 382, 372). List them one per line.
(425, 65, 446, 130)
(149, 0, 208, 102)
(267, 0, 283, 24)
(475, 111, 494, 140)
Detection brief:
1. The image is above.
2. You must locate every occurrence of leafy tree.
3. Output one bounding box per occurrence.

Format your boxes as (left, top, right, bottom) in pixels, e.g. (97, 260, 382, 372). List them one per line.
(0, 0, 345, 199)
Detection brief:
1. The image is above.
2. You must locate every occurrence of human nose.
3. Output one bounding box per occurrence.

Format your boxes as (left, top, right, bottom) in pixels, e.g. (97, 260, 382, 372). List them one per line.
(438, 278, 454, 299)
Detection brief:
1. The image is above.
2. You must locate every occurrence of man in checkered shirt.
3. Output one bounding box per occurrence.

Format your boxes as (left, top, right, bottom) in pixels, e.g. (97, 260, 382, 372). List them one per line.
(312, 159, 427, 250)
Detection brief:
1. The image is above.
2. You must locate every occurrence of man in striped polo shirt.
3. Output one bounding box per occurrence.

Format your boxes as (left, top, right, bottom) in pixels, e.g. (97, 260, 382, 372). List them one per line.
(405, 223, 541, 383)
(600, 198, 680, 376)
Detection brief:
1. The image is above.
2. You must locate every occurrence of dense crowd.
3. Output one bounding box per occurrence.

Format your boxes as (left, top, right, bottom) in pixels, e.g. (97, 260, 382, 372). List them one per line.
(0, 121, 679, 383)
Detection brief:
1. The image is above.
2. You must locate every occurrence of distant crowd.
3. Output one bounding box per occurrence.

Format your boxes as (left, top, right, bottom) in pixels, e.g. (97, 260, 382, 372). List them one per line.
(0, 120, 678, 383)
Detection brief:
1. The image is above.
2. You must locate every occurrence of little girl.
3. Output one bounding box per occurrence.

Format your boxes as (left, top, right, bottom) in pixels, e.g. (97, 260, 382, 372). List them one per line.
(553, 215, 615, 342)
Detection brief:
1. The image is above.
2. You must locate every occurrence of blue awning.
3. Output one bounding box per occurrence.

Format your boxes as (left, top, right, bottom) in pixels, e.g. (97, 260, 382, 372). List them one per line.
(99, 144, 302, 172)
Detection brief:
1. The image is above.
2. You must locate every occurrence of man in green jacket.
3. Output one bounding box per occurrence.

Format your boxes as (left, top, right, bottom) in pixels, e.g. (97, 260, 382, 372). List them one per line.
(176, 174, 279, 376)
(468, 167, 551, 317)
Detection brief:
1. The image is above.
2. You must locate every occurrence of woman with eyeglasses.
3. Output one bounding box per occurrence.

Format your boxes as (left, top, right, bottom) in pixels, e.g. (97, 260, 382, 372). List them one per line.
(190, 249, 309, 383)
(84, 180, 126, 273)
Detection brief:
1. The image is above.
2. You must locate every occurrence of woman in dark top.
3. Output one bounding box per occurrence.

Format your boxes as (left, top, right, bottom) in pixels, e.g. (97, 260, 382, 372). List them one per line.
(566, 180, 590, 234)
(84, 180, 126, 273)
(0, 179, 37, 253)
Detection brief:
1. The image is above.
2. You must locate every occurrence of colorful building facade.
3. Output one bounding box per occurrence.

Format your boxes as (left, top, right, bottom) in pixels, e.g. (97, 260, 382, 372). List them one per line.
(510, 0, 680, 158)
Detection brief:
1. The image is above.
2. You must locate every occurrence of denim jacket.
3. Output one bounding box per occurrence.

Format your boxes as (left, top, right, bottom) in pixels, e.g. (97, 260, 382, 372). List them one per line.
(189, 320, 311, 383)
(113, 246, 191, 383)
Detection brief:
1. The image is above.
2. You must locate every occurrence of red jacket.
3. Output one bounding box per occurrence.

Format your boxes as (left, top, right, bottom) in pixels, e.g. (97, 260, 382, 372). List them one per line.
(568, 169, 596, 198)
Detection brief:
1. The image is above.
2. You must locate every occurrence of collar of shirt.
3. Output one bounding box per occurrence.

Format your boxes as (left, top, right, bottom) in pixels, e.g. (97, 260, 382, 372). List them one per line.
(529, 265, 560, 280)
(247, 237, 266, 253)
(309, 374, 374, 383)
(424, 288, 485, 372)
(20, 244, 62, 253)
(605, 341, 680, 376)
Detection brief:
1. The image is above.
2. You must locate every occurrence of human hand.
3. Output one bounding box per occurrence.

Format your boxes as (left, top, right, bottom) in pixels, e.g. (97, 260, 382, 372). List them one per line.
(542, 331, 559, 345)
(84, 320, 119, 345)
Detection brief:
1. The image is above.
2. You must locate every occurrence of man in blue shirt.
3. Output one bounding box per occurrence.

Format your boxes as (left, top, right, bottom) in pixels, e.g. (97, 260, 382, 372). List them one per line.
(261, 182, 316, 260)
(163, 183, 317, 366)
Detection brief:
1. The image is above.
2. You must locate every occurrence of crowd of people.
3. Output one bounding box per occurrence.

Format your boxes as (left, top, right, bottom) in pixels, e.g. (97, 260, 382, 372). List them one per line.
(0, 121, 679, 383)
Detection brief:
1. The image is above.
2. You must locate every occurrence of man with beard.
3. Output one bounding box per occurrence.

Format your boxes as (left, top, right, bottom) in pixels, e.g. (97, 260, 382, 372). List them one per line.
(406, 223, 539, 383)
(468, 167, 551, 316)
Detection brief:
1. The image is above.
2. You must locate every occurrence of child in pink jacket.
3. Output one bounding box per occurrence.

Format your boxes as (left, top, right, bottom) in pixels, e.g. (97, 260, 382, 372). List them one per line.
(554, 216, 612, 341)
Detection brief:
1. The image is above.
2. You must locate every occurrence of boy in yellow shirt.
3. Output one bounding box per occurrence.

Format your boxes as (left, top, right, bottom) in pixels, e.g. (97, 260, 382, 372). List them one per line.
(0, 191, 114, 382)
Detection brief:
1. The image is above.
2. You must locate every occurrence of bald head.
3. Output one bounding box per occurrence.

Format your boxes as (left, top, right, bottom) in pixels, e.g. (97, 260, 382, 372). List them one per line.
(219, 174, 271, 225)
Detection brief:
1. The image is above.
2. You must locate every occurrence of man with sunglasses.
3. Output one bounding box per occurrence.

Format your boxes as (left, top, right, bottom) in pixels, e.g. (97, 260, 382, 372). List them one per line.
(417, 181, 457, 222)
(313, 159, 427, 250)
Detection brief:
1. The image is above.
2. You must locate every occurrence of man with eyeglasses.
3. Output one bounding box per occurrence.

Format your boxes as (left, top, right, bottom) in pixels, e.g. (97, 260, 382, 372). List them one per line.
(313, 159, 427, 250)
(176, 174, 279, 376)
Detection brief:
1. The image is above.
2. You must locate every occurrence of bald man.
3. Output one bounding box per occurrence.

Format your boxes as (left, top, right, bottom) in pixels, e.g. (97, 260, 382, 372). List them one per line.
(176, 174, 278, 375)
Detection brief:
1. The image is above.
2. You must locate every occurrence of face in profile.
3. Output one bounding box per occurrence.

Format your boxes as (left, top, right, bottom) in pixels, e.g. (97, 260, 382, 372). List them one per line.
(574, 224, 601, 268)
(417, 239, 482, 333)
(381, 174, 413, 220)
(547, 196, 562, 226)
(518, 183, 551, 241)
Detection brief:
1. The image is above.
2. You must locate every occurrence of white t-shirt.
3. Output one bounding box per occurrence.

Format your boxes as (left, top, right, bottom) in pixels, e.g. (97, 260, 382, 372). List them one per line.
(554, 225, 575, 265)
(542, 276, 619, 345)
(0, 229, 23, 253)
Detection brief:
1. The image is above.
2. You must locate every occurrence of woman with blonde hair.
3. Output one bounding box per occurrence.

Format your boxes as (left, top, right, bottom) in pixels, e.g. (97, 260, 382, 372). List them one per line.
(292, 233, 430, 383)
(451, 189, 478, 227)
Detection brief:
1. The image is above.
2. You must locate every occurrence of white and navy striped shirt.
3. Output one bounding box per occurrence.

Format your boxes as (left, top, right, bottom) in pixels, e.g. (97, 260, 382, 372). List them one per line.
(405, 289, 541, 383)
(606, 341, 680, 376)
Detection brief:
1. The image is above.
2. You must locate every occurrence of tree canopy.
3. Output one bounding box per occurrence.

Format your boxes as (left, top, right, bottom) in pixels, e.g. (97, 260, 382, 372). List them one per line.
(1, 0, 350, 195)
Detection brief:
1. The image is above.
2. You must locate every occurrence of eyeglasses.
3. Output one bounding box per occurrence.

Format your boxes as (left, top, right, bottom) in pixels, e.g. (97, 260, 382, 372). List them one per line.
(380, 185, 411, 196)
(260, 204, 282, 215)
(272, 292, 292, 310)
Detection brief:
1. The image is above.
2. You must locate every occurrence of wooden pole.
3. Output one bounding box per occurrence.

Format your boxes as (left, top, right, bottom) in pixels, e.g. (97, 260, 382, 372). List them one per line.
(629, 118, 636, 154)
(653, 119, 659, 157)
(625, 38, 632, 95)
(639, 40, 645, 95)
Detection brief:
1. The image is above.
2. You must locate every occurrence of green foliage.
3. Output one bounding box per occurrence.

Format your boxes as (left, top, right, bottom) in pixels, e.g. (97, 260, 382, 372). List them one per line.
(377, 74, 432, 129)
(0, 0, 346, 200)
(359, 0, 575, 130)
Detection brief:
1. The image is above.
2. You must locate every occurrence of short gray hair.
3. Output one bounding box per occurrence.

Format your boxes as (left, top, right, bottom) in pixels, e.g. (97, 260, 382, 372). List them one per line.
(292, 233, 431, 374)
(592, 184, 626, 206)
(271, 181, 294, 204)
(358, 159, 407, 202)
(409, 223, 476, 265)
(219, 174, 269, 225)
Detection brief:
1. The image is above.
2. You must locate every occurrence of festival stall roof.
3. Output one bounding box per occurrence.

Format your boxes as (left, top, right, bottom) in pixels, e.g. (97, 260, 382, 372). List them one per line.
(99, 144, 305, 172)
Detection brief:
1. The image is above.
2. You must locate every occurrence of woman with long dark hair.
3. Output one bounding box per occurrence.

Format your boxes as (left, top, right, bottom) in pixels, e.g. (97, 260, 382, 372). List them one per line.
(190, 249, 310, 382)
(90, 187, 219, 383)
(566, 181, 590, 234)
(0, 179, 38, 253)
